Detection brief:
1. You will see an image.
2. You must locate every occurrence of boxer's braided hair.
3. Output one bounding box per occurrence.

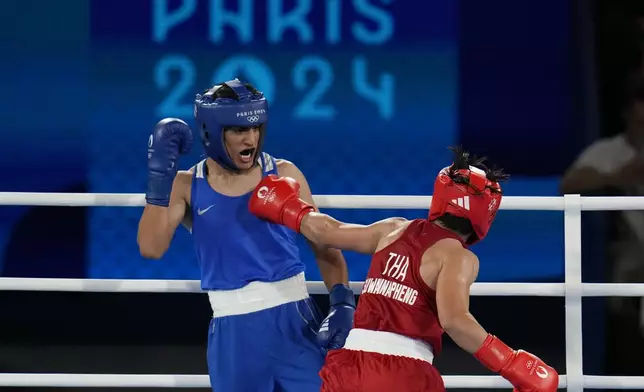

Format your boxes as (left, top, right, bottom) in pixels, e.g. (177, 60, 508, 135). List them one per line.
(446, 146, 509, 193)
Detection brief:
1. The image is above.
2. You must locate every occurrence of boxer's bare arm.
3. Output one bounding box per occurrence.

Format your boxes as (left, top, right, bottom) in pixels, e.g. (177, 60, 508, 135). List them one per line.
(137, 170, 192, 259)
(424, 239, 489, 353)
(299, 213, 407, 254)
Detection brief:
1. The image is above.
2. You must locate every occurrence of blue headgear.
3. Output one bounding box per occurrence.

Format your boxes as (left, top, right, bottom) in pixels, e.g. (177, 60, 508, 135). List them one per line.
(193, 79, 268, 171)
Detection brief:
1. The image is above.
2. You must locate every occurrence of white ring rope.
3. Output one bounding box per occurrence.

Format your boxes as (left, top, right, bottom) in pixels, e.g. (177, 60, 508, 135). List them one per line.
(0, 374, 535, 388)
(1, 192, 644, 389)
(2, 278, 644, 296)
(2, 192, 644, 210)
(1, 373, 644, 389)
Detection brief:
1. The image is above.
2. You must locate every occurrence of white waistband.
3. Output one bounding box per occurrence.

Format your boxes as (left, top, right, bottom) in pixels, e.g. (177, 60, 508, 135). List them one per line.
(343, 328, 435, 364)
(208, 272, 309, 317)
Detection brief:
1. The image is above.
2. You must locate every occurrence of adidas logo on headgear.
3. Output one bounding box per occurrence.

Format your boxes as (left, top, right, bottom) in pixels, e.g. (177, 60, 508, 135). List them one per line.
(451, 196, 470, 210)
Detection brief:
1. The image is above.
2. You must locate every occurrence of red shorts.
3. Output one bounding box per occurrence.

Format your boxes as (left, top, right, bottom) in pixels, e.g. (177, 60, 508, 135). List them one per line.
(320, 349, 445, 392)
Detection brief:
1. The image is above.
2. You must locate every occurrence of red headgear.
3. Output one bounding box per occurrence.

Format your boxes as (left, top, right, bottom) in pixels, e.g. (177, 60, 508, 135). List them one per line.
(428, 165, 502, 245)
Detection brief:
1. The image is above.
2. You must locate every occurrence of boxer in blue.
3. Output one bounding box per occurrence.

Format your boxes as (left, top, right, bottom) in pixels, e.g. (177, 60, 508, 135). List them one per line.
(137, 79, 355, 391)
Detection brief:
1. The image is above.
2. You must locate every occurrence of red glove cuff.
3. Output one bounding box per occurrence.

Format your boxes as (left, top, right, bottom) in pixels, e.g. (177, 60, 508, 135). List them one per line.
(281, 198, 314, 233)
(473, 334, 515, 373)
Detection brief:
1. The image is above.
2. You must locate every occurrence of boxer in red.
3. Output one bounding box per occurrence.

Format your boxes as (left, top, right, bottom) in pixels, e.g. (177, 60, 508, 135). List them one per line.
(249, 147, 559, 392)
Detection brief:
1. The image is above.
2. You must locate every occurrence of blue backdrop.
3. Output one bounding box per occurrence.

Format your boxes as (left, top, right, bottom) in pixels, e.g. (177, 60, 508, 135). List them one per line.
(1, 0, 577, 283)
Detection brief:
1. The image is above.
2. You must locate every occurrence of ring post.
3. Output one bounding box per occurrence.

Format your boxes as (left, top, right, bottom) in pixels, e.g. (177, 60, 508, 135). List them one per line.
(564, 194, 583, 391)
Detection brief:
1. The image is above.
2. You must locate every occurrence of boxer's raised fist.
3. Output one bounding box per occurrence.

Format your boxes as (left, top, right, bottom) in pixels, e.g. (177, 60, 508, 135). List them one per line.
(249, 175, 314, 232)
(146, 118, 193, 206)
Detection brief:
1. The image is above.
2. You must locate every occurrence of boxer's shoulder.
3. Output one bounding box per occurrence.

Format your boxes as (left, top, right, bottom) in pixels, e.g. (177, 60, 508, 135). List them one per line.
(373, 218, 412, 252)
(175, 169, 193, 184)
(423, 239, 479, 272)
(274, 158, 308, 181)
(387, 218, 411, 234)
(173, 170, 193, 202)
(275, 158, 296, 172)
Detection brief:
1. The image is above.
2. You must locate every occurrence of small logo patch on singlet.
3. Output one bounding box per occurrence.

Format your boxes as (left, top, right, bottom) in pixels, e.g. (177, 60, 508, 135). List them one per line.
(198, 204, 215, 215)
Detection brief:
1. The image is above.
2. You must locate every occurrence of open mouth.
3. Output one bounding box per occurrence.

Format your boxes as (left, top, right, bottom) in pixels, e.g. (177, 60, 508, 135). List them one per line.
(239, 148, 256, 163)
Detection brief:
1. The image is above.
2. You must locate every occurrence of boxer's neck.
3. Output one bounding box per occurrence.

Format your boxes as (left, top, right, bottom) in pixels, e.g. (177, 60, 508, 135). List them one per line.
(432, 219, 470, 243)
(205, 158, 262, 196)
(206, 158, 254, 178)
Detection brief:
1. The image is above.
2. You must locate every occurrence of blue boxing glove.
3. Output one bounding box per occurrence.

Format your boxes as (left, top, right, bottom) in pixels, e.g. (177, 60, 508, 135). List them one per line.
(146, 118, 193, 207)
(317, 283, 356, 354)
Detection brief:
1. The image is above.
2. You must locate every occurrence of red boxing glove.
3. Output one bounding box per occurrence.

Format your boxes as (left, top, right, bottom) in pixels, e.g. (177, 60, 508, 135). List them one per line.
(249, 174, 315, 232)
(474, 334, 559, 392)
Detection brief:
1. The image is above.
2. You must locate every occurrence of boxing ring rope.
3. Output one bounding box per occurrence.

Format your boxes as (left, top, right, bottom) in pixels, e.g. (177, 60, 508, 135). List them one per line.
(1, 193, 644, 390)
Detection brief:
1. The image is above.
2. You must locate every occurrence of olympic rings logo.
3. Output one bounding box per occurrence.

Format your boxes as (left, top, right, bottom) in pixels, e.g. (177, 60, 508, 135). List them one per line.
(247, 115, 260, 123)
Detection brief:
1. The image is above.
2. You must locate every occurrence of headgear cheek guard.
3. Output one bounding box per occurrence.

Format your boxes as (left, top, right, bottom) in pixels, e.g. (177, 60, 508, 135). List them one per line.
(193, 79, 268, 171)
(428, 165, 502, 245)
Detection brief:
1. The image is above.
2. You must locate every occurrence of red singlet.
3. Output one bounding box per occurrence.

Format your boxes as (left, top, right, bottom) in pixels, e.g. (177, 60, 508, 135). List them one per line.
(320, 219, 465, 392)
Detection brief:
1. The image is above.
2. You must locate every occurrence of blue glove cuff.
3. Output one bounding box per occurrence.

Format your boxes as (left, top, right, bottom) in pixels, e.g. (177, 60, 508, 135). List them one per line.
(146, 175, 173, 207)
(329, 283, 356, 308)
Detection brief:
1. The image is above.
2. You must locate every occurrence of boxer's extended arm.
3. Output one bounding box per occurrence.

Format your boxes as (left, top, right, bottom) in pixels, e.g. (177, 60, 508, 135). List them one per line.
(300, 213, 405, 255)
(278, 160, 348, 289)
(430, 241, 487, 353)
(137, 171, 191, 259)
